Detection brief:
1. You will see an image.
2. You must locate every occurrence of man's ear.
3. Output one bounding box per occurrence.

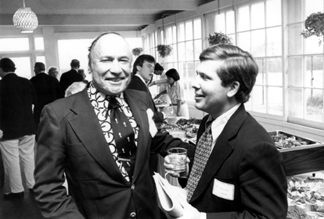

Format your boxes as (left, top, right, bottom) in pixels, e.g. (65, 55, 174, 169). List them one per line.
(227, 81, 240, 98)
(136, 65, 141, 72)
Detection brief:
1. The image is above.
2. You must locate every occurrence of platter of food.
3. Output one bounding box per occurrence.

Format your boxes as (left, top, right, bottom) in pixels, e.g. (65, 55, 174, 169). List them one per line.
(160, 118, 201, 142)
(268, 130, 323, 151)
(287, 171, 324, 219)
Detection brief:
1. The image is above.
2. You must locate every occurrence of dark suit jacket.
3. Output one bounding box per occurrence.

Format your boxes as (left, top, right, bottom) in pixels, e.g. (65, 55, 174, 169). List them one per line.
(33, 88, 192, 219)
(128, 75, 165, 175)
(188, 105, 287, 219)
(0, 73, 36, 139)
(59, 69, 84, 93)
(30, 73, 63, 128)
(128, 75, 164, 122)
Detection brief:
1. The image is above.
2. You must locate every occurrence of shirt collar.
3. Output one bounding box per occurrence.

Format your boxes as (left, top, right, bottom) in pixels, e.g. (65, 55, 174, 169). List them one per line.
(135, 74, 147, 84)
(207, 103, 241, 130)
(88, 82, 124, 105)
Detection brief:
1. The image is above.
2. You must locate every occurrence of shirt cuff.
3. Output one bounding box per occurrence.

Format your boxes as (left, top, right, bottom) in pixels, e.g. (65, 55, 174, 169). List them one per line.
(200, 212, 206, 219)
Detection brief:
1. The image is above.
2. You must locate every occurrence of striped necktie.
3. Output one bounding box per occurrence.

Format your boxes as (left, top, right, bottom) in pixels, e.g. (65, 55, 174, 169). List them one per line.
(186, 122, 213, 202)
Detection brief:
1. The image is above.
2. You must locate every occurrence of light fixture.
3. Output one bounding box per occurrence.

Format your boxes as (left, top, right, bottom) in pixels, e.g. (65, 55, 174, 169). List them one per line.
(13, 0, 38, 33)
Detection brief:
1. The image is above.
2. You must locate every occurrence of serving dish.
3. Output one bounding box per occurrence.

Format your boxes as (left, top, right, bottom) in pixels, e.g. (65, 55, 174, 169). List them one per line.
(268, 130, 323, 151)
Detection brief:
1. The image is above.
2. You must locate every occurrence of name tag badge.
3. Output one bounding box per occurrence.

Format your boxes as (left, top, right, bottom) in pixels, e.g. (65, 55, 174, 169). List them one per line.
(212, 178, 234, 201)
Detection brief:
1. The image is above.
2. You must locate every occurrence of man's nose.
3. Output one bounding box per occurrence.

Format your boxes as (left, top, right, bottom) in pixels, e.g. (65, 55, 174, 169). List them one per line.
(110, 60, 122, 73)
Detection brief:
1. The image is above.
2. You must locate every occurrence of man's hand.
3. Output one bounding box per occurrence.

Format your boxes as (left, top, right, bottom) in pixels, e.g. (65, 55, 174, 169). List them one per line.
(164, 155, 190, 178)
(165, 202, 202, 219)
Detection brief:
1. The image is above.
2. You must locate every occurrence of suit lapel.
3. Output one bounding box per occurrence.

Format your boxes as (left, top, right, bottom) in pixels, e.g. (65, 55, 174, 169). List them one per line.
(68, 89, 152, 184)
(124, 89, 151, 183)
(190, 105, 248, 202)
(68, 90, 126, 183)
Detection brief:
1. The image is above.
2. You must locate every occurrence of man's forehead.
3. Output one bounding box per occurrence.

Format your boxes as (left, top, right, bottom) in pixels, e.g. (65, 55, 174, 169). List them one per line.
(91, 34, 131, 56)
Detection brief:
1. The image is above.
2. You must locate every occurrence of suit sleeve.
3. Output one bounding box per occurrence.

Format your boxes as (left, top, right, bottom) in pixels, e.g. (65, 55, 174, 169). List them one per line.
(33, 105, 84, 219)
(207, 142, 287, 219)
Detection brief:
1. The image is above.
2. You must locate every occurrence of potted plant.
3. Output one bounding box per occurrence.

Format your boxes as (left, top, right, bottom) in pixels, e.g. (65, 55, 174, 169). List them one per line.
(132, 47, 143, 56)
(208, 32, 232, 46)
(301, 12, 324, 45)
(157, 44, 172, 58)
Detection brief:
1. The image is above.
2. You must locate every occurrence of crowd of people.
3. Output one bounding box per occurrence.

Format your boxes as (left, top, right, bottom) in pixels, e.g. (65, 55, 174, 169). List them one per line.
(0, 32, 288, 219)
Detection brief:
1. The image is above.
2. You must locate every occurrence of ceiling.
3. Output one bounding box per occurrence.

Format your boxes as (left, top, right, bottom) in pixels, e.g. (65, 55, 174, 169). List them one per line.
(0, 0, 213, 32)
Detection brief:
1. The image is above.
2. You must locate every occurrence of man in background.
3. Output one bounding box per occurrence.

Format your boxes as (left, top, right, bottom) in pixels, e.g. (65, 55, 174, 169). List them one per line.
(0, 58, 36, 199)
(128, 54, 165, 177)
(165, 44, 287, 219)
(30, 62, 63, 129)
(60, 59, 84, 93)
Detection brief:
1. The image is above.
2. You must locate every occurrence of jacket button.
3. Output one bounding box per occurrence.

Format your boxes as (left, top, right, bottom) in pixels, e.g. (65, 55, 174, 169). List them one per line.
(131, 184, 135, 190)
(130, 212, 136, 218)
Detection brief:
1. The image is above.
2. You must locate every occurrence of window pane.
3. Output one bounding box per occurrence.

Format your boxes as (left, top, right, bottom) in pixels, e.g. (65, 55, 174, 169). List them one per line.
(288, 57, 303, 87)
(178, 22, 185, 42)
(287, 0, 302, 23)
(178, 42, 185, 62)
(255, 59, 266, 85)
(226, 11, 235, 34)
(251, 2, 265, 29)
(251, 30, 265, 57)
(305, 35, 323, 54)
(266, 0, 281, 27)
(185, 20, 193, 41)
(305, 0, 323, 20)
(185, 41, 193, 61)
(215, 13, 225, 33)
(252, 85, 267, 113)
(10, 57, 32, 79)
(187, 61, 196, 80)
(237, 6, 250, 32)
(194, 18, 201, 39)
(166, 27, 173, 44)
(36, 56, 46, 66)
(306, 89, 323, 121)
(160, 30, 164, 44)
(289, 87, 303, 118)
(35, 37, 44, 50)
(173, 25, 177, 43)
(237, 32, 251, 53)
(0, 38, 29, 52)
(288, 24, 303, 55)
(267, 27, 282, 56)
(267, 58, 282, 86)
(268, 87, 283, 115)
(194, 39, 202, 60)
(57, 39, 92, 74)
(306, 56, 323, 88)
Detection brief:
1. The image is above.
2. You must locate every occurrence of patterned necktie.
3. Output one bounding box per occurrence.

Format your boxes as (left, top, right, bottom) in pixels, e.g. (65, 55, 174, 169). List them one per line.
(108, 96, 137, 182)
(186, 122, 213, 202)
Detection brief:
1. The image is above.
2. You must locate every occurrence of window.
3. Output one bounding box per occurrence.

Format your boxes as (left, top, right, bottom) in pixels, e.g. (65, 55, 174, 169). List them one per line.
(233, 0, 283, 116)
(0, 37, 37, 79)
(287, 0, 324, 127)
(35, 37, 44, 51)
(0, 38, 29, 52)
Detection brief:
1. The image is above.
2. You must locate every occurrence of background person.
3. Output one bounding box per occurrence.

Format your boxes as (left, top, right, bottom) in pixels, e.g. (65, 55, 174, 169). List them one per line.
(155, 68, 189, 119)
(30, 62, 63, 129)
(59, 59, 84, 93)
(48, 66, 59, 80)
(33, 32, 192, 219)
(0, 58, 37, 200)
(127, 54, 165, 183)
(164, 44, 287, 219)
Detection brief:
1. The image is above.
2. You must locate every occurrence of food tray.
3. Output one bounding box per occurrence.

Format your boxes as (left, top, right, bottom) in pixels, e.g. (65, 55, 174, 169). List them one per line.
(268, 130, 323, 151)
